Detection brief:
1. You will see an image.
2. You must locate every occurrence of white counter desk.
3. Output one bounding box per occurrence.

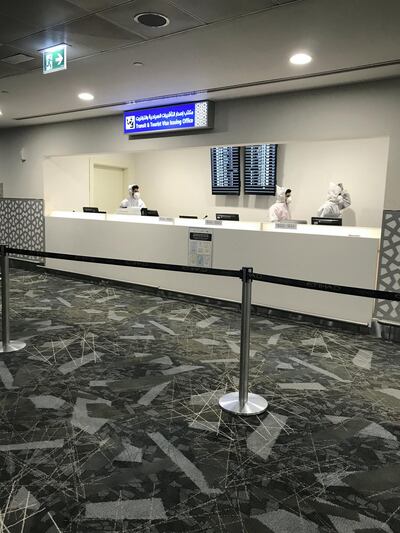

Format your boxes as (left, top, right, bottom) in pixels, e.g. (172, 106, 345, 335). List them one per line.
(45, 212, 381, 325)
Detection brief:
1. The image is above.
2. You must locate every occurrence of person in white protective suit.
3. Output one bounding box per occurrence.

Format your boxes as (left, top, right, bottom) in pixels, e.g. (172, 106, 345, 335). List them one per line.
(120, 184, 146, 209)
(317, 182, 351, 218)
(269, 186, 292, 222)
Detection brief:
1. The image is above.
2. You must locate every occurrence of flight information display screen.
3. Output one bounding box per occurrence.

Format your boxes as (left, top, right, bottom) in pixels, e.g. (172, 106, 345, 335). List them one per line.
(211, 146, 240, 195)
(124, 101, 214, 135)
(244, 144, 277, 195)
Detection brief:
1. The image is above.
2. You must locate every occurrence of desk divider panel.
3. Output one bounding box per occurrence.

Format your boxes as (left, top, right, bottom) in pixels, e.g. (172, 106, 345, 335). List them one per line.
(0, 198, 45, 264)
(374, 210, 400, 324)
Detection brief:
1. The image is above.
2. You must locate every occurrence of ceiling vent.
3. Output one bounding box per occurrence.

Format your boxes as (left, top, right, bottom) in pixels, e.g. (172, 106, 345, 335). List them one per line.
(2, 54, 35, 65)
(133, 12, 170, 28)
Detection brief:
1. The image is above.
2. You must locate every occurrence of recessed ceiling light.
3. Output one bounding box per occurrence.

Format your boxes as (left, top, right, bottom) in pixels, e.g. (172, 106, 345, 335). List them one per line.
(134, 12, 170, 28)
(290, 52, 312, 65)
(133, 61, 144, 67)
(0, 110, 3, 116)
(78, 92, 94, 101)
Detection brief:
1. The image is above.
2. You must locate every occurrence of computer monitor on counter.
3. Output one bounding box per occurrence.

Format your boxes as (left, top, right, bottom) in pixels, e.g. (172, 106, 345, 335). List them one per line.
(141, 208, 159, 217)
(216, 213, 240, 221)
(311, 217, 342, 226)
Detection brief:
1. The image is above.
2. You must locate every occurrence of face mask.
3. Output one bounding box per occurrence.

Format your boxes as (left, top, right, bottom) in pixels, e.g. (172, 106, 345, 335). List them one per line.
(133, 192, 140, 200)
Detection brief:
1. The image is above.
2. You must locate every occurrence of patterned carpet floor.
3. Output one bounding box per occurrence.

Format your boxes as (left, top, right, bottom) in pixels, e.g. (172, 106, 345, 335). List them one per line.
(0, 268, 399, 532)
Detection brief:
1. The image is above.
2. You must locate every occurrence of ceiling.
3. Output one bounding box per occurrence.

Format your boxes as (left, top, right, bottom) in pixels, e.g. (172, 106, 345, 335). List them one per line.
(0, 0, 399, 128)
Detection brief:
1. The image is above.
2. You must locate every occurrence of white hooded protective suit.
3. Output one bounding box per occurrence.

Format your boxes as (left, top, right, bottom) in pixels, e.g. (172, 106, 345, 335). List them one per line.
(317, 182, 351, 218)
(120, 184, 146, 209)
(269, 186, 291, 222)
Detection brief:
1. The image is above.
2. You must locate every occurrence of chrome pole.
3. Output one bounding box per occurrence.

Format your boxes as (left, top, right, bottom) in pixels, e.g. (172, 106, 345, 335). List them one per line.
(219, 267, 268, 416)
(1, 245, 10, 349)
(0, 245, 26, 353)
(239, 267, 252, 409)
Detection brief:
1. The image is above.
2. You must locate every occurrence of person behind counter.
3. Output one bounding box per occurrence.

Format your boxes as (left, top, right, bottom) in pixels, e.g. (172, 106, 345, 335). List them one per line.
(269, 186, 292, 222)
(317, 182, 351, 218)
(120, 184, 146, 209)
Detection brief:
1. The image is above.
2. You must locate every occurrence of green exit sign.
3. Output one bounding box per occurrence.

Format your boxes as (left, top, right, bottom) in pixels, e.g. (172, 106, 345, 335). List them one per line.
(42, 44, 67, 74)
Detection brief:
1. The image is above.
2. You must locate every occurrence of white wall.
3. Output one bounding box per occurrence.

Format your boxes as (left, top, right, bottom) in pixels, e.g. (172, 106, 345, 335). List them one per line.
(43, 153, 136, 214)
(132, 137, 388, 226)
(43, 136, 388, 226)
(1, 77, 400, 213)
(43, 155, 89, 214)
(89, 153, 136, 194)
(134, 147, 210, 218)
(280, 138, 389, 227)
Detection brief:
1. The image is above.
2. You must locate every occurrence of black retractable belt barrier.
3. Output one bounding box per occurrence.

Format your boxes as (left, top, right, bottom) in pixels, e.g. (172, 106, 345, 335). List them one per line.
(1, 246, 399, 417)
(6, 247, 399, 301)
(252, 272, 400, 302)
(6, 247, 240, 279)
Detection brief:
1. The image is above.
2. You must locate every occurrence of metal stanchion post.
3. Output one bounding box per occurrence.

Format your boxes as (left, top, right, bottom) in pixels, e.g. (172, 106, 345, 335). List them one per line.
(219, 267, 268, 416)
(0, 245, 26, 353)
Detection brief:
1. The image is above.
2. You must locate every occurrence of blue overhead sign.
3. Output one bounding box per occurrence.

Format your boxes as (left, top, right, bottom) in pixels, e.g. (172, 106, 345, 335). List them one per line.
(124, 101, 214, 135)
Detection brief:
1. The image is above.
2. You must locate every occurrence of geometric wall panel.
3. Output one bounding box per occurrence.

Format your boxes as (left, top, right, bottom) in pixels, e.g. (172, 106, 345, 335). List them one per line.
(374, 210, 400, 324)
(0, 198, 45, 264)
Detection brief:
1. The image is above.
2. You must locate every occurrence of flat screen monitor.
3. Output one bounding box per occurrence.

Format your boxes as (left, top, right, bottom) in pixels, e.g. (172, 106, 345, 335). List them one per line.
(83, 207, 99, 213)
(311, 217, 342, 226)
(211, 146, 240, 195)
(216, 213, 240, 221)
(179, 215, 198, 219)
(141, 208, 159, 217)
(244, 144, 277, 195)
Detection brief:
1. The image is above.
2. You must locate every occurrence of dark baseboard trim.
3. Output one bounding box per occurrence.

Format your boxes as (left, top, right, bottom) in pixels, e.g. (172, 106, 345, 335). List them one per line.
(30, 265, 375, 335)
(371, 320, 400, 342)
(10, 258, 43, 271)
(251, 304, 370, 334)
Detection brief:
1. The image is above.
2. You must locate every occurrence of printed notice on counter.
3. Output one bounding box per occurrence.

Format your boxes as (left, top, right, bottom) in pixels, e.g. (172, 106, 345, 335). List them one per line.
(275, 221, 298, 230)
(188, 228, 213, 268)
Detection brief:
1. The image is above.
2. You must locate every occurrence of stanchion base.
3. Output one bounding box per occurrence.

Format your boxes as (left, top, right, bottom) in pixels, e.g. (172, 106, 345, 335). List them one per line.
(0, 340, 26, 353)
(219, 392, 268, 416)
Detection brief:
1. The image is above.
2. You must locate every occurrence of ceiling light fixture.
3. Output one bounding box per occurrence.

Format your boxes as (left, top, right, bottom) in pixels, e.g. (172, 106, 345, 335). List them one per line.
(134, 12, 170, 28)
(133, 61, 144, 67)
(78, 92, 94, 101)
(0, 110, 3, 116)
(290, 52, 312, 65)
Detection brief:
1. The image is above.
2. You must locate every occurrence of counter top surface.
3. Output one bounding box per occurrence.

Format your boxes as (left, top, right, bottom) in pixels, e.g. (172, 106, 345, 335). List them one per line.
(49, 211, 381, 240)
